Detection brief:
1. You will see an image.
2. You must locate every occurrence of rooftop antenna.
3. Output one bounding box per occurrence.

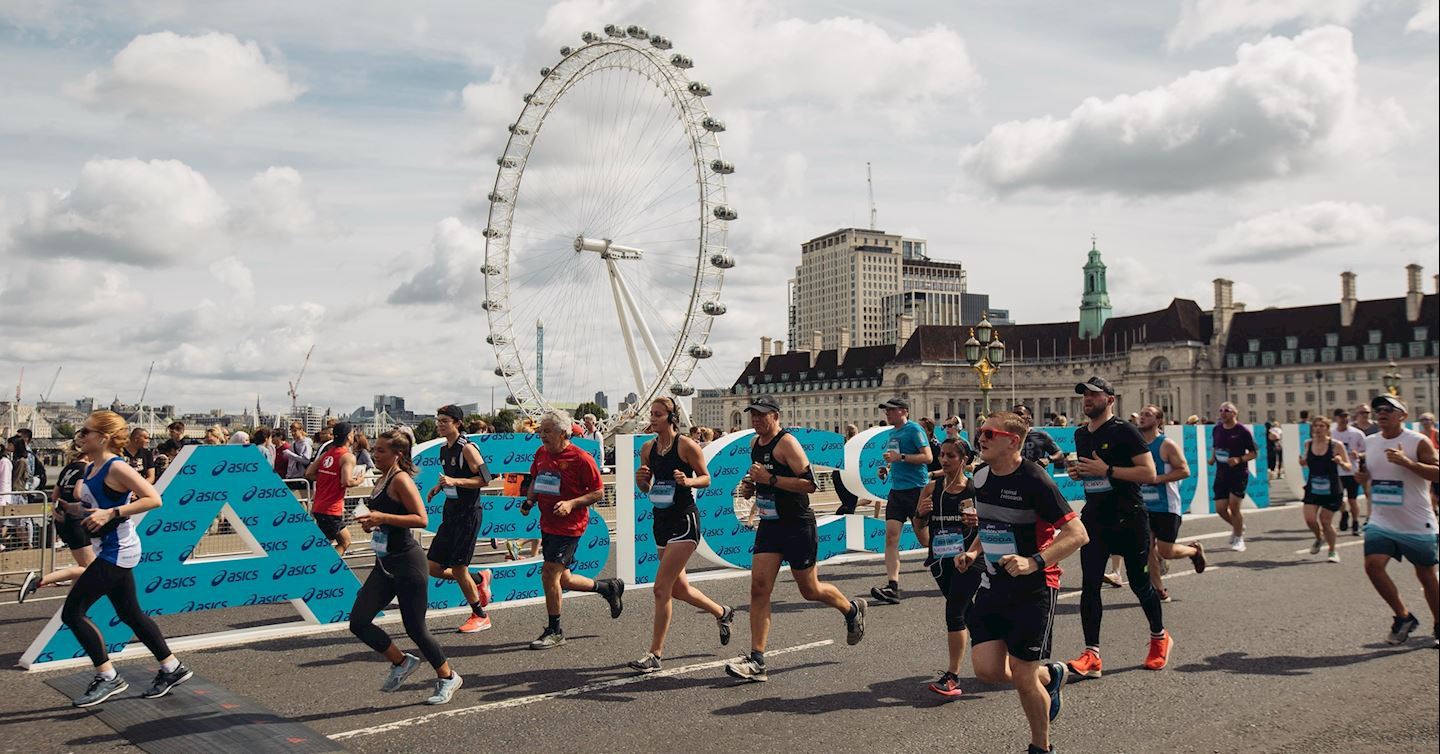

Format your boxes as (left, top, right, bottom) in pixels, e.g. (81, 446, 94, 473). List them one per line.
(866, 162, 878, 230)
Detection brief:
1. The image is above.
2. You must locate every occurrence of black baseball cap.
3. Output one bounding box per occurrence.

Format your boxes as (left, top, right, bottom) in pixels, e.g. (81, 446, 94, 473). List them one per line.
(744, 395, 780, 414)
(878, 397, 910, 410)
(437, 405, 465, 422)
(1371, 395, 1407, 413)
(1075, 376, 1116, 396)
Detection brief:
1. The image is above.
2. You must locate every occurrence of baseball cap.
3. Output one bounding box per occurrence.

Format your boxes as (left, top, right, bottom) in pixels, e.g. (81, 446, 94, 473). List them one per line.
(878, 397, 910, 410)
(744, 395, 780, 414)
(437, 405, 464, 422)
(1371, 394, 1407, 413)
(1075, 376, 1116, 396)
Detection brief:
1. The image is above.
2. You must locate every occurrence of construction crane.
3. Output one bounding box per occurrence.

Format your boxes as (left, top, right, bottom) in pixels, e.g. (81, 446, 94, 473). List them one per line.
(287, 345, 315, 419)
(137, 361, 155, 404)
(40, 367, 61, 402)
(137, 361, 156, 433)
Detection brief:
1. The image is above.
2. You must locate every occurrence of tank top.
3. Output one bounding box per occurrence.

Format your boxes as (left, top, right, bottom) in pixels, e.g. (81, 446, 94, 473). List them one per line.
(312, 445, 349, 516)
(367, 471, 416, 558)
(56, 460, 87, 516)
(81, 456, 141, 568)
(751, 430, 812, 522)
(439, 436, 483, 508)
(1303, 438, 1342, 500)
(646, 435, 696, 513)
(927, 477, 977, 562)
(1362, 429, 1436, 535)
(1142, 434, 1182, 515)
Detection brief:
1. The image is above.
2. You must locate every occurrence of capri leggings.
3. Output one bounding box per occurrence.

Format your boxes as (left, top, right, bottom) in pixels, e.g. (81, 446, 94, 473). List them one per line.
(349, 546, 447, 670)
(61, 558, 172, 667)
(929, 557, 982, 632)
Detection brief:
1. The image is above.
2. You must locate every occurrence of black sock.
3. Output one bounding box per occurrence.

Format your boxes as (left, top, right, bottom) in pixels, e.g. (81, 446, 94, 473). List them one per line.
(548, 614, 561, 632)
(470, 601, 486, 618)
(594, 579, 610, 596)
(847, 601, 858, 620)
(887, 580, 899, 592)
(749, 649, 765, 665)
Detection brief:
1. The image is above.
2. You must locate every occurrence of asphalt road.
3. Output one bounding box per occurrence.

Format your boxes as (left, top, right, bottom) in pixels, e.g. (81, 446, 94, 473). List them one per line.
(2, 501, 1437, 754)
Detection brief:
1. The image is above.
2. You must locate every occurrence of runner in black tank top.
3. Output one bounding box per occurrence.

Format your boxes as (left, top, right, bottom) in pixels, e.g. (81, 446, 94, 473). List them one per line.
(627, 399, 735, 674)
(352, 430, 463, 705)
(723, 396, 868, 684)
(19, 449, 96, 603)
(1301, 417, 1350, 561)
(423, 405, 495, 634)
(919, 438, 983, 697)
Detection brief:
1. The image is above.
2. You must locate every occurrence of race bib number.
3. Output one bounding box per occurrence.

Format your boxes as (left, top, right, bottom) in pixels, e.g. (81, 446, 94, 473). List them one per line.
(886, 439, 901, 455)
(979, 523, 1017, 565)
(931, 531, 966, 558)
(1083, 476, 1113, 494)
(1372, 479, 1404, 507)
(1310, 476, 1332, 495)
(444, 486, 458, 500)
(649, 481, 676, 509)
(1141, 484, 1163, 509)
(533, 472, 562, 496)
(754, 490, 779, 520)
(1214, 449, 1230, 464)
(371, 528, 389, 558)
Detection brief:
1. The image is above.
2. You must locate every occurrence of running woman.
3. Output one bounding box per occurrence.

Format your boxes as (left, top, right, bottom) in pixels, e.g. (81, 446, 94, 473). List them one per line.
(60, 410, 191, 708)
(956, 411, 1087, 754)
(1136, 405, 1205, 602)
(628, 398, 735, 674)
(18, 441, 92, 603)
(522, 410, 624, 650)
(871, 397, 932, 605)
(1066, 377, 1171, 678)
(1353, 395, 1439, 647)
(916, 438, 981, 697)
(1332, 408, 1367, 535)
(350, 430, 462, 705)
(424, 405, 495, 634)
(724, 395, 866, 682)
(1301, 416, 1350, 562)
(305, 422, 364, 556)
(1210, 402, 1256, 551)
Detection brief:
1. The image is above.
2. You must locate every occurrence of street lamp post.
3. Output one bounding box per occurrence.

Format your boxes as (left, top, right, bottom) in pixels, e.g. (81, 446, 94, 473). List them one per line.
(1383, 361, 1402, 397)
(963, 314, 1006, 420)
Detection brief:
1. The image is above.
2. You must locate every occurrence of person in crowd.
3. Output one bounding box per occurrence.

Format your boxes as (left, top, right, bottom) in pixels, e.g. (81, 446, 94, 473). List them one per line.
(19, 440, 94, 601)
(353, 431, 374, 470)
(202, 426, 226, 445)
(252, 427, 275, 468)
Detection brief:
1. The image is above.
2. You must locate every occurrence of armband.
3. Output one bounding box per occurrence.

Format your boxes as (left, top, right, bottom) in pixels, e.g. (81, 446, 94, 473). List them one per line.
(798, 466, 818, 487)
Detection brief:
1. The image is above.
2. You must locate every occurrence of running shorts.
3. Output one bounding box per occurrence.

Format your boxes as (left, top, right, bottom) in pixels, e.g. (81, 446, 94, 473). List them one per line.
(428, 502, 482, 567)
(1147, 512, 1182, 545)
(57, 516, 91, 551)
(885, 486, 925, 523)
(653, 507, 701, 546)
(1363, 525, 1439, 566)
(753, 517, 818, 570)
(968, 579, 1059, 663)
(312, 513, 346, 543)
(1340, 476, 1360, 499)
(1213, 470, 1249, 500)
(541, 532, 581, 568)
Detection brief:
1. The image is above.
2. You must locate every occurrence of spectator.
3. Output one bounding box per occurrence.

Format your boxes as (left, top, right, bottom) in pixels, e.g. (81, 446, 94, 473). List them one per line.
(202, 426, 225, 445)
(579, 414, 603, 445)
(155, 421, 188, 475)
(228, 430, 250, 445)
(253, 427, 275, 468)
(16, 428, 44, 491)
(122, 428, 156, 484)
(466, 419, 489, 434)
(271, 428, 292, 477)
(353, 431, 374, 470)
(1266, 421, 1285, 480)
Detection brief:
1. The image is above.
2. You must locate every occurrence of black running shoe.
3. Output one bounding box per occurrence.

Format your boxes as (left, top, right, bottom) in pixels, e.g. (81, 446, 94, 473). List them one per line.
(846, 598, 867, 645)
(1044, 661, 1067, 721)
(718, 605, 735, 646)
(600, 578, 625, 619)
(1339, 511, 1350, 530)
(17, 571, 40, 604)
(869, 585, 900, 604)
(1387, 613, 1420, 645)
(141, 664, 193, 699)
(73, 674, 128, 708)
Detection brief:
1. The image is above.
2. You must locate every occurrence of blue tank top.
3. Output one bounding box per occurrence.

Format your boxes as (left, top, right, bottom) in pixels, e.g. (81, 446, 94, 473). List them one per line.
(1142, 435, 1182, 515)
(80, 456, 142, 568)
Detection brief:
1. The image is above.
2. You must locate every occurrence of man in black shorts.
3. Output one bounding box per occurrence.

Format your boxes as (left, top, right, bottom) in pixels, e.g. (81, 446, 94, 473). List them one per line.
(871, 398, 932, 604)
(725, 396, 866, 682)
(424, 405, 496, 634)
(956, 410, 1087, 754)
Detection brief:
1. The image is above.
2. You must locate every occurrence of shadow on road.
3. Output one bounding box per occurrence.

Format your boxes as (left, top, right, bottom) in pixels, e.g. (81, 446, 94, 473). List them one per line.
(710, 672, 996, 716)
(1173, 644, 1431, 677)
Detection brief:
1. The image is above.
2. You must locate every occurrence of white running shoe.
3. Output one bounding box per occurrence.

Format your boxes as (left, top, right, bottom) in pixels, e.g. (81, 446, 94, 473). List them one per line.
(1231, 537, 1246, 552)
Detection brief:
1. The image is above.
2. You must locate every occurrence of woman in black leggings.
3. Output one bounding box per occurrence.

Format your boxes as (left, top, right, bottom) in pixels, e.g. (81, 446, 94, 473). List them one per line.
(917, 438, 981, 698)
(351, 430, 461, 705)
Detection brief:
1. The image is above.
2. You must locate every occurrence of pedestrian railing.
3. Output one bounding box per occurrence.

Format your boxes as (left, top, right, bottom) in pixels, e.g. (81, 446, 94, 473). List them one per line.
(1, 491, 52, 592)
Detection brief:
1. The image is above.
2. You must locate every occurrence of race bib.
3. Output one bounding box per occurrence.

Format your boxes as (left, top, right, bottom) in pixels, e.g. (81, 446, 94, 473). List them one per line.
(444, 486, 459, 500)
(932, 531, 966, 558)
(1083, 476, 1112, 494)
(1215, 449, 1230, 464)
(649, 481, 676, 509)
(1141, 484, 1163, 509)
(371, 528, 389, 558)
(1310, 476, 1332, 495)
(1372, 479, 1404, 506)
(979, 523, 1017, 565)
(754, 490, 779, 520)
(533, 471, 562, 496)
(886, 439, 901, 455)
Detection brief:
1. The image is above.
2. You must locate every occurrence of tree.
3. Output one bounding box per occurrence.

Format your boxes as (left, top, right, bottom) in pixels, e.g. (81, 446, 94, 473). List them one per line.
(414, 418, 438, 444)
(53, 420, 76, 440)
(480, 408, 520, 433)
(574, 402, 607, 420)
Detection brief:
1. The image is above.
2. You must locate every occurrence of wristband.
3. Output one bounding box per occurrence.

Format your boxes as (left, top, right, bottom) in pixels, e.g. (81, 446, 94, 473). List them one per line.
(1032, 552, 1047, 569)
(1105, 464, 1114, 479)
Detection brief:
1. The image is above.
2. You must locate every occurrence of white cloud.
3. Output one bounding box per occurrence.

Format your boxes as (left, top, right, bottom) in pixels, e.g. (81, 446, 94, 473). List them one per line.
(1206, 201, 1439, 262)
(208, 256, 255, 302)
(959, 27, 1406, 196)
(387, 217, 489, 305)
(230, 166, 336, 239)
(7, 158, 228, 266)
(1408, 0, 1439, 32)
(0, 259, 145, 329)
(69, 31, 304, 122)
(157, 300, 325, 381)
(1167, 0, 1372, 49)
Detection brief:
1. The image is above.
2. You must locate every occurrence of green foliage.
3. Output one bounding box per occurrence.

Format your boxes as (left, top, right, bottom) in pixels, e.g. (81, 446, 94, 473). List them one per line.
(414, 418, 438, 443)
(574, 402, 607, 421)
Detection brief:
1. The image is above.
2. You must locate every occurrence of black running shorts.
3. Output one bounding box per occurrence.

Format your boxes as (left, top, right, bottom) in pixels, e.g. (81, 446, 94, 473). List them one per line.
(885, 486, 925, 523)
(1147, 512, 1182, 544)
(428, 501, 482, 567)
(968, 579, 1058, 663)
(753, 517, 818, 570)
(541, 532, 581, 568)
(654, 507, 701, 546)
(57, 515, 91, 551)
(312, 513, 346, 542)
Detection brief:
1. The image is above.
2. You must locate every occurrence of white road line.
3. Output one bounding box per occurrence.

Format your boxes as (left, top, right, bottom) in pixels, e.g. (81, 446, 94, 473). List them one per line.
(1056, 566, 1221, 600)
(1292, 540, 1366, 555)
(328, 639, 836, 741)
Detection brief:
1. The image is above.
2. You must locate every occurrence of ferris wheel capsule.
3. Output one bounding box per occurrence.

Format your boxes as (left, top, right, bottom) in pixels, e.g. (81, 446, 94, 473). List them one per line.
(687, 82, 711, 97)
(670, 54, 693, 69)
(710, 159, 734, 174)
(701, 117, 725, 132)
(494, 366, 515, 377)
(481, 264, 502, 275)
(649, 35, 672, 49)
(669, 383, 696, 397)
(709, 251, 734, 269)
(688, 345, 713, 359)
(485, 333, 509, 345)
(604, 24, 625, 37)
(481, 299, 503, 311)
(626, 25, 648, 39)
(702, 301, 727, 316)
(482, 227, 503, 238)
(581, 31, 600, 43)
(487, 191, 508, 203)
(712, 206, 737, 221)
(560, 46, 574, 56)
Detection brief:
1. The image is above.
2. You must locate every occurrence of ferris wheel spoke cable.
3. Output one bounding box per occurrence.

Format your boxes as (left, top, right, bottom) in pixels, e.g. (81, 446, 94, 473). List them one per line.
(594, 116, 688, 234)
(611, 155, 699, 236)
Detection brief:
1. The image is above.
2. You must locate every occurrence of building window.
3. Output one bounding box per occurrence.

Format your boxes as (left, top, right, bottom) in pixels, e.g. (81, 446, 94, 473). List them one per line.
(1368, 330, 1382, 345)
(1409, 342, 1425, 358)
(1247, 393, 1256, 404)
(1342, 346, 1357, 361)
(1246, 376, 1256, 386)
(1385, 343, 1402, 359)
(1300, 349, 1316, 364)
(1281, 350, 1296, 365)
(1243, 354, 1257, 367)
(1346, 389, 1357, 403)
(1325, 390, 1336, 403)
(1320, 348, 1336, 363)
(1285, 336, 1298, 349)
(1305, 391, 1314, 403)
(1264, 375, 1274, 385)
(1416, 326, 1429, 341)
(1261, 352, 1276, 366)
(1248, 339, 1260, 352)
(1285, 391, 1295, 403)
(1266, 392, 1276, 403)
(1283, 374, 1293, 384)
(1226, 354, 1238, 368)
(1326, 333, 1339, 347)
(1363, 344, 1379, 360)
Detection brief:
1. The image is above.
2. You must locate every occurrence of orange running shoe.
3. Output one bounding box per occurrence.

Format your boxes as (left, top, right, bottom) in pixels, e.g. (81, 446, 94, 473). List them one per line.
(1144, 631, 1173, 670)
(1066, 648, 1103, 678)
(477, 568, 493, 608)
(458, 613, 492, 633)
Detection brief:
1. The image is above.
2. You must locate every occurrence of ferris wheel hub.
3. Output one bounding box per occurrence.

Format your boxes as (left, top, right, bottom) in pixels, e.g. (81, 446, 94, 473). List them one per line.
(574, 235, 644, 259)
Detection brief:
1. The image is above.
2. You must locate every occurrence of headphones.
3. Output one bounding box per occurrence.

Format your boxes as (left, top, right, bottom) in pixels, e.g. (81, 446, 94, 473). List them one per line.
(655, 397, 679, 428)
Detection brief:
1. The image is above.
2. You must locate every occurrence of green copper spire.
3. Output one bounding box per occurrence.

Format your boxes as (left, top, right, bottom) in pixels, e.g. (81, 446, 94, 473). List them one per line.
(1079, 235, 1111, 340)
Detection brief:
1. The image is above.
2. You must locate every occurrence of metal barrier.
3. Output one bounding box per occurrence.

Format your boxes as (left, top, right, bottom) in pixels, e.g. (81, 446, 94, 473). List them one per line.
(1, 491, 52, 590)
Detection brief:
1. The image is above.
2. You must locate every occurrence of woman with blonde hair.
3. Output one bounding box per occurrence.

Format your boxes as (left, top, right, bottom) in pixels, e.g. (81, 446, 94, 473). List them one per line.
(18, 440, 95, 602)
(202, 425, 225, 445)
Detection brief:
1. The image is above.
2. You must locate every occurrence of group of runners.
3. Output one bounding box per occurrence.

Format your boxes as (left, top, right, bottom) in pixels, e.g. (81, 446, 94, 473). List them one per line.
(17, 377, 1440, 754)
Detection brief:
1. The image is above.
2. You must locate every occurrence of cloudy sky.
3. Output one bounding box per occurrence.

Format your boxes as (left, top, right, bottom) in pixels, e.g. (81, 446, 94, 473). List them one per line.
(1, 0, 1436, 416)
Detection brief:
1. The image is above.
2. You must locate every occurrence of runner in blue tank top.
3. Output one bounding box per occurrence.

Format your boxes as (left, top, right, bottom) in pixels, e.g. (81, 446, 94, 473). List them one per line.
(1135, 405, 1206, 603)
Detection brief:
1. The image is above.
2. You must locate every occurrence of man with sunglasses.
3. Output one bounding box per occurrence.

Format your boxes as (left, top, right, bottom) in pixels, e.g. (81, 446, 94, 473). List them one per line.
(1353, 395, 1439, 647)
(871, 398, 933, 605)
(1332, 408, 1367, 535)
(1064, 376, 1171, 678)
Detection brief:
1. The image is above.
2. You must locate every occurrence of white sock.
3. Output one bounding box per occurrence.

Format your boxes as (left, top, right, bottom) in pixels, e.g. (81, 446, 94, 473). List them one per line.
(160, 658, 180, 673)
(99, 668, 117, 681)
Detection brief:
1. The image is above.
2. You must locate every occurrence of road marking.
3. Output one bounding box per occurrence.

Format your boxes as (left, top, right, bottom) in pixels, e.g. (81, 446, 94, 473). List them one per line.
(1292, 539, 1366, 555)
(1056, 566, 1221, 600)
(329, 639, 835, 741)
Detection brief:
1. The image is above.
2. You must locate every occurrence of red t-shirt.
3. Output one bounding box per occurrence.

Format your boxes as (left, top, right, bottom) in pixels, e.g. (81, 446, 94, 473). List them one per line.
(273, 441, 291, 476)
(529, 442, 602, 537)
(312, 446, 350, 516)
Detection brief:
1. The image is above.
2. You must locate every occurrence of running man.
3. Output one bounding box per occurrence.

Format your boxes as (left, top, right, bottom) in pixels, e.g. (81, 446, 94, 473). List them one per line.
(424, 405, 495, 634)
(350, 430, 462, 705)
(1332, 408, 1367, 536)
(956, 411, 1087, 754)
(18, 440, 93, 602)
(60, 411, 191, 708)
(871, 397, 932, 605)
(305, 422, 364, 556)
(1015, 404, 1066, 469)
(1136, 405, 1205, 602)
(1066, 377, 1172, 678)
(917, 438, 981, 697)
(1210, 402, 1257, 552)
(725, 395, 866, 682)
(1353, 395, 1439, 647)
(629, 398, 735, 673)
(1301, 416, 1350, 562)
(522, 411, 624, 649)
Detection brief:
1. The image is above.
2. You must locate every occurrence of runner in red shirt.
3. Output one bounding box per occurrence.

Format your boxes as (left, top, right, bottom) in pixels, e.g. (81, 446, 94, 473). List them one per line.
(522, 411, 624, 649)
(306, 422, 364, 556)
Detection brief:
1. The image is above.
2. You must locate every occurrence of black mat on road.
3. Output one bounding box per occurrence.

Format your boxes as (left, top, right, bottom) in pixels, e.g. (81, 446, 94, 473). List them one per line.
(47, 669, 345, 753)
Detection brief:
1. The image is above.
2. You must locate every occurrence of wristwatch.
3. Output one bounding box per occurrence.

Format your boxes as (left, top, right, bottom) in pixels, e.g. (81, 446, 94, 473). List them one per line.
(1105, 464, 1114, 479)
(1032, 552, 1047, 569)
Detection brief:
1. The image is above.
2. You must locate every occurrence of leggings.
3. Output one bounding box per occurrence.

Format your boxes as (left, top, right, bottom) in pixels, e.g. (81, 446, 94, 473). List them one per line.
(349, 547, 447, 670)
(61, 558, 172, 667)
(1079, 513, 1165, 647)
(929, 557, 982, 632)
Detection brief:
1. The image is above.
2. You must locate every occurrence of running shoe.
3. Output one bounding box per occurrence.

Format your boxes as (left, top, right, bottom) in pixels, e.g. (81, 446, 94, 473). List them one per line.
(458, 613, 492, 633)
(870, 585, 900, 604)
(1387, 613, 1420, 645)
(1101, 572, 1122, 588)
(380, 653, 422, 692)
(1189, 541, 1207, 573)
(477, 568, 493, 608)
(72, 674, 128, 708)
(1027, 746, 1054, 754)
(627, 653, 662, 674)
(599, 578, 625, 619)
(718, 605, 735, 646)
(1351, 524, 1360, 536)
(529, 627, 566, 650)
(1228, 533, 1238, 549)
(1339, 511, 1350, 530)
(1309, 538, 1322, 555)
(1327, 552, 1340, 563)
(1043, 661, 1067, 721)
(17, 570, 39, 604)
(724, 655, 768, 682)
(1066, 648, 1103, 679)
(846, 598, 867, 646)
(141, 663, 193, 699)
(1231, 536, 1246, 553)
(927, 671, 963, 698)
(425, 673, 463, 705)
(1144, 631, 1173, 670)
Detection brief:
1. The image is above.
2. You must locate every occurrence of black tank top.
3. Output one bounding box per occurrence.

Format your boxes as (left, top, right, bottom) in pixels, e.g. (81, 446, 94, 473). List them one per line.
(647, 435, 696, 512)
(56, 461, 86, 505)
(927, 478, 978, 557)
(752, 430, 813, 521)
(368, 472, 416, 557)
(1304, 439, 1342, 497)
(440, 436, 482, 506)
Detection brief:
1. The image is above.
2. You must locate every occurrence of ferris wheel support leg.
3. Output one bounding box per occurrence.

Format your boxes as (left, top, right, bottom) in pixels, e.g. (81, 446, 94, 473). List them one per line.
(613, 264, 668, 373)
(606, 260, 648, 396)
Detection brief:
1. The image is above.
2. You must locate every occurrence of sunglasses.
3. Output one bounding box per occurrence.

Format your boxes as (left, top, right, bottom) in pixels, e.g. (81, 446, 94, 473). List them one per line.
(75, 427, 103, 438)
(978, 428, 1019, 441)
(1372, 406, 1398, 414)
(942, 423, 958, 429)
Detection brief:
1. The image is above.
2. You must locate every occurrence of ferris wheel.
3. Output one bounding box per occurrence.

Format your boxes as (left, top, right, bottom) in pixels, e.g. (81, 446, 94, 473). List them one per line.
(480, 24, 734, 434)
